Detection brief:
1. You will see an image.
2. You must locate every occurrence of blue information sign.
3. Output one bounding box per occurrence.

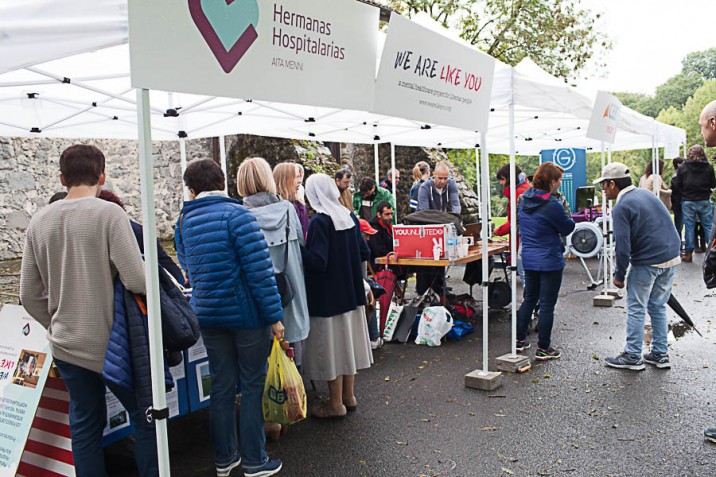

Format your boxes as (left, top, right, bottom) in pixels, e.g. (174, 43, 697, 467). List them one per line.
(539, 148, 586, 210)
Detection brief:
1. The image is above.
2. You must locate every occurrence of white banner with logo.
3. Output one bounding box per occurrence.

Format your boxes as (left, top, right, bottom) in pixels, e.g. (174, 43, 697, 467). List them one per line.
(373, 13, 495, 131)
(587, 91, 622, 144)
(129, 0, 378, 111)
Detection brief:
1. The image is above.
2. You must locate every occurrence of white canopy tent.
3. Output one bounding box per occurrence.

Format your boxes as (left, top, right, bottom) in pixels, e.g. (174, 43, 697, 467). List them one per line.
(1, 2, 687, 475)
(0, 44, 685, 152)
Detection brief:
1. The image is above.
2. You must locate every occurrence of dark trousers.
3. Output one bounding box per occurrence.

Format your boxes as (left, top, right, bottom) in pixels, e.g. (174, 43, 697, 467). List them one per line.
(416, 267, 445, 295)
(673, 204, 683, 248)
(516, 269, 564, 350)
(54, 359, 158, 477)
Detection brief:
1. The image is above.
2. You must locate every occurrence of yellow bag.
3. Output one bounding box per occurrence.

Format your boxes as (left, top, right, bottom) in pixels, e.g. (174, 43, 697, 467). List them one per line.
(262, 338, 307, 425)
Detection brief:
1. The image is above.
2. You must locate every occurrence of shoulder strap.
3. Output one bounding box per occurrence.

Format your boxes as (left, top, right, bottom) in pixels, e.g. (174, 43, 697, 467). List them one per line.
(280, 208, 290, 272)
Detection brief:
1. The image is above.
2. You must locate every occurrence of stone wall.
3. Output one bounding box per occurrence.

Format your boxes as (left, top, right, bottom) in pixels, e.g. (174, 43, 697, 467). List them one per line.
(0, 137, 213, 260)
(0, 135, 481, 260)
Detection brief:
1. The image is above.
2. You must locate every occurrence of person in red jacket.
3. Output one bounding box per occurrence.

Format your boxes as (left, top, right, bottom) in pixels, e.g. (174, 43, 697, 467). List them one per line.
(494, 164, 532, 283)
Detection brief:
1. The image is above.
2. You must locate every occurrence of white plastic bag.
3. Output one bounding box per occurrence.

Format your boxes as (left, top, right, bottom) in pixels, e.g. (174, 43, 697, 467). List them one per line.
(415, 306, 453, 346)
(382, 302, 404, 342)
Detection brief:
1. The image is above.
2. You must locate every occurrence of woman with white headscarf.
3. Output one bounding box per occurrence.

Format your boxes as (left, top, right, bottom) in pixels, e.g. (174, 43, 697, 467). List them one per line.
(301, 173, 373, 419)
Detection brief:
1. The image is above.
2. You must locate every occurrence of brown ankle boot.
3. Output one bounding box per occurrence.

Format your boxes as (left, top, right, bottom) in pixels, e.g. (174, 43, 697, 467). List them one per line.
(264, 422, 282, 442)
(682, 251, 693, 262)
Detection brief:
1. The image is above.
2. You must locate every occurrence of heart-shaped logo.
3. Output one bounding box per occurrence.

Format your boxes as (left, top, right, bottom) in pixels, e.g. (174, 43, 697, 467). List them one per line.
(189, 0, 259, 73)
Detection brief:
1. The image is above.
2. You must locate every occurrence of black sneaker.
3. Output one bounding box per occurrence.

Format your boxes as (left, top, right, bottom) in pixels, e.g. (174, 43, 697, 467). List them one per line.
(516, 340, 530, 352)
(535, 347, 561, 361)
(643, 351, 670, 369)
(605, 352, 645, 370)
(705, 428, 716, 443)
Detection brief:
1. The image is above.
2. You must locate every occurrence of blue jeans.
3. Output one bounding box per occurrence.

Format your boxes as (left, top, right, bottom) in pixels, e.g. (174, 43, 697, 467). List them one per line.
(516, 269, 564, 349)
(54, 359, 158, 477)
(201, 326, 272, 469)
(682, 200, 713, 252)
(624, 265, 675, 356)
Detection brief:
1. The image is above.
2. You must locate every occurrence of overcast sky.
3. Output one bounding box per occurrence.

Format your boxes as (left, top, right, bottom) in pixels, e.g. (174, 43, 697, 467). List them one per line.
(578, 0, 715, 95)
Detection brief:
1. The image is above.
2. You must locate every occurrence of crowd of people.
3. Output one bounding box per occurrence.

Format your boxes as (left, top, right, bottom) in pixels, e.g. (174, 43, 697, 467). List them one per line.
(15, 100, 716, 476)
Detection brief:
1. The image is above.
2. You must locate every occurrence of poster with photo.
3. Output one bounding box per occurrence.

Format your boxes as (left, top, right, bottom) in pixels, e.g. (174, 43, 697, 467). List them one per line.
(0, 305, 52, 476)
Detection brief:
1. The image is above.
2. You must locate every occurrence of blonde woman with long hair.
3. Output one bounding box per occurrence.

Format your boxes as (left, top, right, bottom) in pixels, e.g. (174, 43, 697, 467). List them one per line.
(274, 162, 308, 240)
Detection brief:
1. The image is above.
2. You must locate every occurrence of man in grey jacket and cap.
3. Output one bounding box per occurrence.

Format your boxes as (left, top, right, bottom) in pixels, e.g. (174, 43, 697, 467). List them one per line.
(595, 162, 680, 371)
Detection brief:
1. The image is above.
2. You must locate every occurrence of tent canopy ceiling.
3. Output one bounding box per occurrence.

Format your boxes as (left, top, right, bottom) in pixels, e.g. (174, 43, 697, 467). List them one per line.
(0, 1, 685, 155)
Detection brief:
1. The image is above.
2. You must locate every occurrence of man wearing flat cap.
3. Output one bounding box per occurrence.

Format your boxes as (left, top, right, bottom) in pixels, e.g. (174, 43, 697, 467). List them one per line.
(595, 162, 680, 371)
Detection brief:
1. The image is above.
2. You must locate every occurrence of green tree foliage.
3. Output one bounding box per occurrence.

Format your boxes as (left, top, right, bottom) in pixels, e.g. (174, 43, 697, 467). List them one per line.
(614, 48, 714, 118)
(386, 0, 609, 80)
(613, 92, 658, 118)
(653, 73, 703, 113)
(678, 79, 716, 155)
(615, 73, 703, 118)
(682, 48, 716, 80)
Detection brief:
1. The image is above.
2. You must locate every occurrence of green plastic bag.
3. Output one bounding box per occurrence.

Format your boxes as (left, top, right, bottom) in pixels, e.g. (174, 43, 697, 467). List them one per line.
(262, 338, 307, 425)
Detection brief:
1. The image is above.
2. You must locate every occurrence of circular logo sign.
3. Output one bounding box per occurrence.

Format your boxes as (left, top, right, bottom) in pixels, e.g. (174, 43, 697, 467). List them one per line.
(552, 148, 577, 171)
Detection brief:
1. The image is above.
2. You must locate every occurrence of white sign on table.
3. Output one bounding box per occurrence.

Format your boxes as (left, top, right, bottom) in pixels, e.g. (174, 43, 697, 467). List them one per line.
(373, 13, 495, 132)
(0, 305, 52, 476)
(129, 0, 378, 111)
(587, 91, 623, 144)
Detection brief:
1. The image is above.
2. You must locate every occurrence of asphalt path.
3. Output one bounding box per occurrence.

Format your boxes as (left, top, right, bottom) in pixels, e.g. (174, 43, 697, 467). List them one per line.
(106, 255, 716, 477)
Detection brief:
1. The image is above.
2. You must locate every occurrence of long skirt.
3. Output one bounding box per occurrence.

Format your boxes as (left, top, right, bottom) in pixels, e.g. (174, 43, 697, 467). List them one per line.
(302, 306, 373, 382)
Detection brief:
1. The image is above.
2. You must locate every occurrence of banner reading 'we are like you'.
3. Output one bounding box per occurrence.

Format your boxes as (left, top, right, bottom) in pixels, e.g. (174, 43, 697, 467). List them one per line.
(374, 14, 495, 132)
(129, 0, 378, 111)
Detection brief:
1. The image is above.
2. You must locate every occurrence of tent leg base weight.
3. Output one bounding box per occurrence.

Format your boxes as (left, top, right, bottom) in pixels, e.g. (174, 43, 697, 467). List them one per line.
(465, 370, 502, 390)
(593, 294, 616, 307)
(605, 289, 622, 299)
(495, 354, 531, 373)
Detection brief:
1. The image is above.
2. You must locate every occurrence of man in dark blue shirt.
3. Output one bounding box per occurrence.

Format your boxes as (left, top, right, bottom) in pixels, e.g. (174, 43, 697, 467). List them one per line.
(595, 162, 680, 371)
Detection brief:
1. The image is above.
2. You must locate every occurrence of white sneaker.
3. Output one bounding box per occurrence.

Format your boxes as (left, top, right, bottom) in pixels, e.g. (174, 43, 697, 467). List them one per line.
(371, 338, 384, 350)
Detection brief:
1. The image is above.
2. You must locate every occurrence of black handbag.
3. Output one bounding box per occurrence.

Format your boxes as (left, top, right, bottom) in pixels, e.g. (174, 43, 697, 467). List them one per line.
(703, 239, 716, 289)
(158, 267, 201, 351)
(274, 210, 295, 307)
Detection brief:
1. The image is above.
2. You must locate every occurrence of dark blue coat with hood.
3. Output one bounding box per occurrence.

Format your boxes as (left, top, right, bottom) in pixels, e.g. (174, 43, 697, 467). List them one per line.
(518, 188, 575, 271)
(175, 195, 283, 329)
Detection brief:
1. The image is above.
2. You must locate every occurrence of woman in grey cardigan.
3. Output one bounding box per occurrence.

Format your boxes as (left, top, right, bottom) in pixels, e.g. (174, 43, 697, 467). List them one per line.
(238, 157, 310, 354)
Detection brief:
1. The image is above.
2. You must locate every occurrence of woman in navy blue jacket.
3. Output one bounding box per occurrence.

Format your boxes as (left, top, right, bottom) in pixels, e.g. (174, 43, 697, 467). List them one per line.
(176, 159, 284, 477)
(301, 174, 373, 419)
(515, 162, 575, 361)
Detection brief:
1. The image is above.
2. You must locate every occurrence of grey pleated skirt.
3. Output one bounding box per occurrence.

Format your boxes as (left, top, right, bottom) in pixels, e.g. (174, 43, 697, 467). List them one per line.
(302, 306, 374, 382)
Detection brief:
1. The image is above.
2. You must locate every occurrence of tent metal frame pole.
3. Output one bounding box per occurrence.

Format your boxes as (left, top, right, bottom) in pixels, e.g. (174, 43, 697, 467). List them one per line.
(608, 147, 614, 281)
(136, 88, 171, 477)
(219, 135, 228, 194)
(474, 146, 481, 214)
(179, 138, 189, 202)
(27, 66, 165, 114)
(508, 101, 517, 357)
(374, 143, 379, 184)
(390, 142, 397, 221)
(601, 142, 608, 294)
(480, 131, 490, 374)
(654, 129, 660, 196)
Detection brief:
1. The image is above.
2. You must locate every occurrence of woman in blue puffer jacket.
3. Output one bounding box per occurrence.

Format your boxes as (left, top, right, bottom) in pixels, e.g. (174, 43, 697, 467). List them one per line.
(515, 162, 575, 362)
(176, 159, 284, 477)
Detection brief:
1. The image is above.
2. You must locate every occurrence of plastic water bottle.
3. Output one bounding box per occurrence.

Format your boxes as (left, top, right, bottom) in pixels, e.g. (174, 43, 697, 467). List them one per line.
(446, 224, 459, 260)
